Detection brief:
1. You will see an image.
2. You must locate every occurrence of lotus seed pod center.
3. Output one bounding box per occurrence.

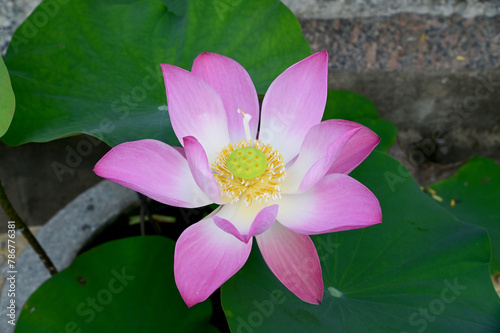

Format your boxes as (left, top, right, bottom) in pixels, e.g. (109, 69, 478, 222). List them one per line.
(226, 147, 267, 180)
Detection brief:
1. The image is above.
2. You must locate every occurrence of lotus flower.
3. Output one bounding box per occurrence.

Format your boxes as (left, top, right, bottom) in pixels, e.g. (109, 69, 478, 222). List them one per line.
(94, 51, 382, 307)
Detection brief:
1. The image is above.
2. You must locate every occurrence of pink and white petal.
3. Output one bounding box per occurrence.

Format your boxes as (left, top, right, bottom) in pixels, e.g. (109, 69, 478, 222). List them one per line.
(192, 53, 259, 142)
(248, 205, 279, 238)
(183, 136, 221, 204)
(173, 146, 186, 157)
(212, 217, 246, 243)
(256, 222, 323, 304)
(161, 64, 230, 162)
(281, 120, 362, 194)
(214, 202, 279, 242)
(174, 218, 253, 307)
(94, 139, 211, 208)
(278, 174, 382, 235)
(259, 51, 328, 163)
(326, 119, 380, 175)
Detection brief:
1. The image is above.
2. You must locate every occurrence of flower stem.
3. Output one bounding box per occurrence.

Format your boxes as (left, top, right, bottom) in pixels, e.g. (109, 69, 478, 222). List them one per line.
(136, 192, 160, 235)
(0, 181, 58, 275)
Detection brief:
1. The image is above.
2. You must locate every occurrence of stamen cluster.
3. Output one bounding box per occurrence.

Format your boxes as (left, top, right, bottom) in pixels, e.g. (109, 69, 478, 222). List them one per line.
(211, 140, 286, 206)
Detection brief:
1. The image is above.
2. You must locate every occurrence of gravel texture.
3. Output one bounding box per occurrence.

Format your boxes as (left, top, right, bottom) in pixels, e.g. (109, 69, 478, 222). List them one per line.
(283, 0, 500, 19)
(0, 0, 41, 55)
(301, 14, 500, 71)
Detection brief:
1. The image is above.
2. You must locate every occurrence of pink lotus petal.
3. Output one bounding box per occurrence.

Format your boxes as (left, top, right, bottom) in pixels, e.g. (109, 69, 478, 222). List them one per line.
(212, 217, 247, 243)
(259, 51, 328, 163)
(94, 139, 211, 208)
(281, 120, 362, 194)
(326, 119, 380, 175)
(248, 205, 279, 238)
(214, 203, 279, 242)
(192, 53, 259, 142)
(183, 136, 221, 203)
(256, 222, 323, 304)
(173, 146, 185, 157)
(161, 63, 230, 162)
(175, 218, 253, 307)
(278, 173, 382, 234)
(214, 204, 278, 242)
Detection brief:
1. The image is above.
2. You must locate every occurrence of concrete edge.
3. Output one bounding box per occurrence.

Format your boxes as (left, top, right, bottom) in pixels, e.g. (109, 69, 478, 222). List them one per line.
(0, 180, 138, 332)
(281, 0, 500, 19)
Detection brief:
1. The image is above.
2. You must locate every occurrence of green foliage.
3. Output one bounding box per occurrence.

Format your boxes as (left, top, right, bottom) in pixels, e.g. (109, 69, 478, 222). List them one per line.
(323, 90, 397, 152)
(222, 152, 500, 333)
(15, 236, 216, 333)
(0, 56, 15, 137)
(429, 157, 500, 274)
(6, 2, 498, 332)
(2, 0, 310, 147)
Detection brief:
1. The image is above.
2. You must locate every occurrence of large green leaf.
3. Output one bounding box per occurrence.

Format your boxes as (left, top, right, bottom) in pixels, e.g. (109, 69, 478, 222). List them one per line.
(222, 152, 500, 332)
(0, 55, 15, 137)
(2, 0, 310, 147)
(323, 90, 397, 152)
(428, 157, 500, 274)
(15, 236, 216, 333)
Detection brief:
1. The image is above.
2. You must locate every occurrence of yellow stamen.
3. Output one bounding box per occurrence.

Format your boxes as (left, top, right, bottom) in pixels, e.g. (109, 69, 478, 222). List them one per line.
(211, 140, 285, 207)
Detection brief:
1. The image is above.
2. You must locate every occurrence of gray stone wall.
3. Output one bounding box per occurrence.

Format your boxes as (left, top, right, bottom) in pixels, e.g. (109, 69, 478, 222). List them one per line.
(0, 0, 40, 55)
(283, 0, 500, 18)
